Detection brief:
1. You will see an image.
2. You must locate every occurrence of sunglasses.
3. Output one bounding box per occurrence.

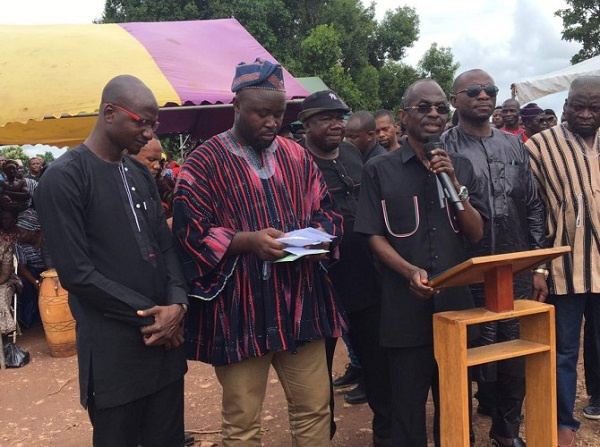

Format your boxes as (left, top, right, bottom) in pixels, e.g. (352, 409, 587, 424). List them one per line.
(404, 103, 451, 115)
(104, 103, 160, 132)
(453, 84, 499, 98)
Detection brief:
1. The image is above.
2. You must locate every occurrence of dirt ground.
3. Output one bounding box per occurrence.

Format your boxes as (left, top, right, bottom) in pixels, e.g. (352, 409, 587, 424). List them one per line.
(1, 326, 600, 446)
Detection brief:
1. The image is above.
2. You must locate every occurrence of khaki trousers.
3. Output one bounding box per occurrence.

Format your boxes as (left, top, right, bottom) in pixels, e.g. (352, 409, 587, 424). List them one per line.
(215, 339, 330, 447)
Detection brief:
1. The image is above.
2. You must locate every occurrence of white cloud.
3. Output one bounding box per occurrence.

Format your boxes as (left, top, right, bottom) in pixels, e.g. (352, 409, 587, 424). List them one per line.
(371, 0, 582, 113)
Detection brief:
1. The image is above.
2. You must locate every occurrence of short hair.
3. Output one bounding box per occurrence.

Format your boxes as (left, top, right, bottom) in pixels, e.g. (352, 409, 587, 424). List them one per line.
(374, 109, 395, 121)
(569, 76, 600, 96)
(402, 79, 438, 108)
(452, 69, 490, 93)
(494, 106, 502, 110)
(347, 111, 376, 132)
(544, 109, 556, 117)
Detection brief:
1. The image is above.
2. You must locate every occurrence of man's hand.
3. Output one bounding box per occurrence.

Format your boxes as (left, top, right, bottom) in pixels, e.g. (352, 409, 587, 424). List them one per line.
(531, 273, 549, 302)
(138, 304, 185, 347)
(248, 228, 287, 261)
(163, 326, 185, 350)
(304, 241, 331, 262)
(406, 267, 436, 299)
(428, 148, 460, 191)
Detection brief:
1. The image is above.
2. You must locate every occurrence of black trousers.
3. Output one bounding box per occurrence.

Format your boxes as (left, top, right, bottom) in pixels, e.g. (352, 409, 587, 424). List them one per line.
(87, 378, 185, 447)
(388, 344, 440, 447)
(584, 300, 600, 399)
(347, 303, 391, 440)
(388, 344, 474, 447)
(474, 317, 525, 438)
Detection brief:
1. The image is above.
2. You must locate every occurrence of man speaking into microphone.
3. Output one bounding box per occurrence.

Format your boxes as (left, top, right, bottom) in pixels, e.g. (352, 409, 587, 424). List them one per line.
(355, 79, 488, 446)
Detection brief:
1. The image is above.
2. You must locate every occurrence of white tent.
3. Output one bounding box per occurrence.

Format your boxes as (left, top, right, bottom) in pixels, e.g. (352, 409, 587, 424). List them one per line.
(513, 55, 600, 103)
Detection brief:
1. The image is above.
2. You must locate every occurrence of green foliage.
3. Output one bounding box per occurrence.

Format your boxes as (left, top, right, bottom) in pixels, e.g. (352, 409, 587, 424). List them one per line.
(0, 146, 30, 169)
(556, 0, 600, 64)
(379, 62, 420, 112)
(376, 6, 420, 62)
(417, 43, 460, 98)
(100, 0, 459, 112)
(299, 25, 342, 76)
(39, 151, 55, 165)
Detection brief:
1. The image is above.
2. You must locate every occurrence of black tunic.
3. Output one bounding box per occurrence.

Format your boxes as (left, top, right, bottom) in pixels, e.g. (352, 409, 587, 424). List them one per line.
(35, 145, 188, 409)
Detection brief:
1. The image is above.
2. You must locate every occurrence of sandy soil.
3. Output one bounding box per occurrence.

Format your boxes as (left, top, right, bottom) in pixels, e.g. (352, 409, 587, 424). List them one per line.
(1, 326, 599, 446)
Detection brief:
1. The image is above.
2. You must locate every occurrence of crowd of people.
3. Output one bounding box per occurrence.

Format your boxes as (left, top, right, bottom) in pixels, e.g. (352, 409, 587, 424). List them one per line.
(0, 156, 52, 336)
(3, 57, 596, 447)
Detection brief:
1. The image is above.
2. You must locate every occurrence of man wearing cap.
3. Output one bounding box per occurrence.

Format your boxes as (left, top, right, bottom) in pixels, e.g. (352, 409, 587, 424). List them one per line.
(299, 90, 392, 446)
(520, 103, 550, 142)
(35, 75, 189, 446)
(173, 59, 345, 447)
(443, 69, 547, 447)
(544, 108, 558, 127)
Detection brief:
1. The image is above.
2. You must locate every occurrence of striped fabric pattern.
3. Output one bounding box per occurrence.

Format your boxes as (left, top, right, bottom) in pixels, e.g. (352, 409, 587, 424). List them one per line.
(172, 132, 345, 365)
(525, 125, 600, 295)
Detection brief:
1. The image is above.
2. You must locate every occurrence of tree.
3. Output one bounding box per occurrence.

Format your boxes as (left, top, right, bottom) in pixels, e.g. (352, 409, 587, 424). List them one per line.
(417, 43, 460, 97)
(0, 146, 30, 169)
(379, 62, 420, 112)
(99, 1, 456, 112)
(556, 0, 600, 64)
(39, 151, 55, 165)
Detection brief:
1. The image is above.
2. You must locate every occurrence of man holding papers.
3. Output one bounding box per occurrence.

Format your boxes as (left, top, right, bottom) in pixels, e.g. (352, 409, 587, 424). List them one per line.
(172, 59, 345, 447)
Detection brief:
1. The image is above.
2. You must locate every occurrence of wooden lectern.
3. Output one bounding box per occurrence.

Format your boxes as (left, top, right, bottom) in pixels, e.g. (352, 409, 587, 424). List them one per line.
(430, 246, 570, 447)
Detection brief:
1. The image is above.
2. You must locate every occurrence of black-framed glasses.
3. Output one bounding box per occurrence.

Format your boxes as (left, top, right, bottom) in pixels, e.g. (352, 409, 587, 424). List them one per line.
(453, 84, 499, 98)
(404, 103, 451, 115)
(104, 102, 160, 132)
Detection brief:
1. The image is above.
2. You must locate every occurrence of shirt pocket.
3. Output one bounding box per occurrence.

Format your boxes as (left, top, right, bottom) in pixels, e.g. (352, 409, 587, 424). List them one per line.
(382, 195, 420, 238)
(505, 162, 526, 197)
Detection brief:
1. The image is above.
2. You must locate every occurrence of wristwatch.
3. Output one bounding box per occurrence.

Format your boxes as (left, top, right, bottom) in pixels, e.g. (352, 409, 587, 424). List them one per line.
(533, 268, 549, 280)
(457, 185, 469, 201)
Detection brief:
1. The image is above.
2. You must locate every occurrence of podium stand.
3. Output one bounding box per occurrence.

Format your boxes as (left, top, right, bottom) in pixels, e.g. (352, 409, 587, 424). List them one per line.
(430, 247, 569, 446)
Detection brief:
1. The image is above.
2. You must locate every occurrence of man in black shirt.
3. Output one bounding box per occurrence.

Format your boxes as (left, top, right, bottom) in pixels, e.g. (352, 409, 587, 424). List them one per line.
(355, 79, 486, 447)
(345, 111, 387, 163)
(299, 90, 392, 446)
(35, 75, 188, 447)
(444, 69, 546, 447)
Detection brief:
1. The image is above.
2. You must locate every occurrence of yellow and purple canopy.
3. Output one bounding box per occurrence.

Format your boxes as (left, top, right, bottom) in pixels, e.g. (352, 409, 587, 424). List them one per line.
(0, 19, 309, 146)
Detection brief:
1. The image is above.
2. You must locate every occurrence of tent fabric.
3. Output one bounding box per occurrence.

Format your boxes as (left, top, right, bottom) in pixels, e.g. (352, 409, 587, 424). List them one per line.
(0, 19, 309, 146)
(513, 55, 600, 104)
(296, 77, 331, 94)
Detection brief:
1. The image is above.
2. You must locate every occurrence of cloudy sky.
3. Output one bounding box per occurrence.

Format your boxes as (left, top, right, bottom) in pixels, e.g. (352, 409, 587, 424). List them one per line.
(1, 0, 581, 115)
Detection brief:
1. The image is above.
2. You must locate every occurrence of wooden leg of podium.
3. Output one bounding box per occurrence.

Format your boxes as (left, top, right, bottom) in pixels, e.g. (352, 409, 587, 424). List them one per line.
(520, 305, 557, 445)
(434, 316, 471, 447)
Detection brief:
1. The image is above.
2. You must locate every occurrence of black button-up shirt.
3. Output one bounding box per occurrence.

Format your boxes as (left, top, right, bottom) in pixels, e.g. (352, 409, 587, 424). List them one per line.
(355, 141, 488, 347)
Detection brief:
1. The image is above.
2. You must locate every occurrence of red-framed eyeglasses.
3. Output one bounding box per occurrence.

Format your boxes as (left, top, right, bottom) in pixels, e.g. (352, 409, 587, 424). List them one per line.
(104, 103, 160, 132)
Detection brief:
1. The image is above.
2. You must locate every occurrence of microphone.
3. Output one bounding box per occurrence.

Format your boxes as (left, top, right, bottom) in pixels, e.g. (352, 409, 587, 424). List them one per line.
(423, 135, 464, 211)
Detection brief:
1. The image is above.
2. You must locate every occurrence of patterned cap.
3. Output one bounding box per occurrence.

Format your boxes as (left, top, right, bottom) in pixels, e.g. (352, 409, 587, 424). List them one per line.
(521, 103, 544, 122)
(231, 58, 286, 93)
(16, 209, 41, 232)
